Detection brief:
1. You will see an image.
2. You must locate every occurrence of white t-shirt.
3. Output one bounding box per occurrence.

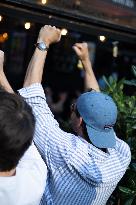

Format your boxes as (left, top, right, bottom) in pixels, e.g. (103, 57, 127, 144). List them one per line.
(0, 143, 47, 205)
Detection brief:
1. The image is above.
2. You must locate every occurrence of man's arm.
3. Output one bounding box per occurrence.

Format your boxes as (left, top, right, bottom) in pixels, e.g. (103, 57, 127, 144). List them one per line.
(19, 25, 75, 164)
(23, 25, 61, 87)
(73, 43, 100, 92)
(0, 50, 14, 93)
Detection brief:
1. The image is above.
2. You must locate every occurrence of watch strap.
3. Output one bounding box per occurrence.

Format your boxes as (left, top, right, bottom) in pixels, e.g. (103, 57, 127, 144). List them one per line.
(35, 42, 49, 51)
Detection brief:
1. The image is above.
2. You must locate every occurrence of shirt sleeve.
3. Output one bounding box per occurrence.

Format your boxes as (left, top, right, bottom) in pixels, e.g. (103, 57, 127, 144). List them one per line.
(18, 83, 76, 169)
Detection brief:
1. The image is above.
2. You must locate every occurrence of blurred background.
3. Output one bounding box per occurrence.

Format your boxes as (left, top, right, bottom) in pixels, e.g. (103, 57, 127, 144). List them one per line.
(0, 0, 136, 121)
(0, 0, 136, 88)
(0, 2, 136, 204)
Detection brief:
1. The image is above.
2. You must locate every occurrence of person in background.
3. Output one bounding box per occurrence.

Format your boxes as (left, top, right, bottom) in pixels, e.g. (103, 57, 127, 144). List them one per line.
(0, 51, 47, 204)
(14, 25, 131, 205)
(44, 86, 68, 118)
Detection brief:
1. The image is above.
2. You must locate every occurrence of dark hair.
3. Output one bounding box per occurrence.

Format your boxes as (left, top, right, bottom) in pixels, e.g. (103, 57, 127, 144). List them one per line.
(0, 91, 35, 171)
(73, 104, 90, 143)
(74, 88, 95, 143)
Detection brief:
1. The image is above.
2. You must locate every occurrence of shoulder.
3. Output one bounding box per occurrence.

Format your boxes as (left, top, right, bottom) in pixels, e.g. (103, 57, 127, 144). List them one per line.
(115, 136, 131, 160)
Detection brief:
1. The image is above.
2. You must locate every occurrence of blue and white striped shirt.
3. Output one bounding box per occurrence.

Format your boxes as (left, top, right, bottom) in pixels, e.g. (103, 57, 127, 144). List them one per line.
(19, 83, 131, 205)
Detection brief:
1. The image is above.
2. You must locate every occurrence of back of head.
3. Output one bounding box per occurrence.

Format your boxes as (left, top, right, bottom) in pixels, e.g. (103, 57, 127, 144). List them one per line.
(77, 91, 117, 149)
(0, 90, 35, 172)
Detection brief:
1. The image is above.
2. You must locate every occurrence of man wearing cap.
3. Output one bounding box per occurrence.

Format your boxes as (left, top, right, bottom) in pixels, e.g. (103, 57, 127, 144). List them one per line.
(19, 26, 131, 205)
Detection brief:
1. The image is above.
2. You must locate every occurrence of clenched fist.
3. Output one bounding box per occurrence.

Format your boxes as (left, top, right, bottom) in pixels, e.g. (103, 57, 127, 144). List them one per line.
(73, 43, 90, 62)
(37, 25, 61, 46)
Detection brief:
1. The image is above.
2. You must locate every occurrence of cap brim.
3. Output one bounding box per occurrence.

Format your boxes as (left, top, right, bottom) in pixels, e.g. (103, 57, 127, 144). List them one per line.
(86, 125, 116, 148)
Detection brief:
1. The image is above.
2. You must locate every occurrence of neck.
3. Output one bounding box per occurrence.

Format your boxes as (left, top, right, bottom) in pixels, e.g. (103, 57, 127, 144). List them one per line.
(0, 168, 16, 177)
(78, 130, 107, 153)
(77, 129, 90, 143)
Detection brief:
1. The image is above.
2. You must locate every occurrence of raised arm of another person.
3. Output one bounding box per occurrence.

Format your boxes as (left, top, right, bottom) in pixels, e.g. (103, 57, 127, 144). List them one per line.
(73, 43, 100, 92)
(19, 26, 82, 167)
(23, 25, 61, 87)
(0, 50, 14, 93)
(19, 25, 76, 163)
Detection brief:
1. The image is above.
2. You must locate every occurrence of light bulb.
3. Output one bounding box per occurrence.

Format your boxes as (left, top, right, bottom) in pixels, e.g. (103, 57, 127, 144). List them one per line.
(0, 15, 3, 22)
(3, 33, 8, 39)
(41, 0, 47, 4)
(61, 29, 68, 36)
(99, 36, 106, 42)
(25, 22, 31, 30)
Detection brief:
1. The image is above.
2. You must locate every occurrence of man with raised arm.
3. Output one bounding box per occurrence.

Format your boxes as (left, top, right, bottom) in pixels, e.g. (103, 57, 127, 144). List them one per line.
(0, 26, 61, 205)
(0, 50, 47, 205)
(19, 26, 131, 205)
(0, 24, 58, 205)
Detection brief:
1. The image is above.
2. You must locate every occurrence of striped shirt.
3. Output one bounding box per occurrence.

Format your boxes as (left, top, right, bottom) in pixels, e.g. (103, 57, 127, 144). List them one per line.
(19, 83, 131, 205)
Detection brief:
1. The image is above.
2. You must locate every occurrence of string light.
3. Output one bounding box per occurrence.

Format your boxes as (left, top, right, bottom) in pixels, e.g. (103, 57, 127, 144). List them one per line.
(25, 22, 31, 30)
(3, 33, 8, 40)
(61, 28, 68, 36)
(0, 15, 3, 22)
(0, 33, 8, 43)
(99, 36, 106, 42)
(41, 0, 47, 4)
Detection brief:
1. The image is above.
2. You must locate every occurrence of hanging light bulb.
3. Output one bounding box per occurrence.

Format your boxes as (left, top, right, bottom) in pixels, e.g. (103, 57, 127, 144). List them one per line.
(61, 28, 68, 36)
(99, 36, 106, 42)
(0, 15, 3, 22)
(112, 41, 119, 58)
(41, 0, 47, 4)
(3, 33, 8, 40)
(25, 22, 31, 30)
(0, 33, 8, 43)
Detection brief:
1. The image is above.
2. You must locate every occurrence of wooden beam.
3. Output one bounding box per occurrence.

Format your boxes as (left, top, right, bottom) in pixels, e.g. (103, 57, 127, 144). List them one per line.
(0, 0, 136, 43)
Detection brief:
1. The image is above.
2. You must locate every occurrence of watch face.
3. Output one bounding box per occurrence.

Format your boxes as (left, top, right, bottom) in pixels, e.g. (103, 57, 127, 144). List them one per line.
(40, 42, 46, 50)
(37, 42, 47, 51)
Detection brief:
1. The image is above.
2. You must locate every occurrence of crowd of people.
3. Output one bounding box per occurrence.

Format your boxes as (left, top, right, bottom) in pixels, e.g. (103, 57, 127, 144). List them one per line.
(0, 25, 131, 205)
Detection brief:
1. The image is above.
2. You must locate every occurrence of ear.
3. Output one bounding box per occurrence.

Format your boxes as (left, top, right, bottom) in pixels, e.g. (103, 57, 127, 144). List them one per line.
(79, 117, 83, 127)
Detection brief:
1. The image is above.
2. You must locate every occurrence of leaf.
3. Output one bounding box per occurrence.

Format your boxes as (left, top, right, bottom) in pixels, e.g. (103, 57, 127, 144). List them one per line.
(102, 76, 112, 89)
(117, 78, 125, 90)
(132, 65, 136, 77)
(119, 186, 134, 195)
(109, 76, 114, 84)
(125, 80, 136, 87)
(132, 125, 136, 129)
(131, 163, 136, 171)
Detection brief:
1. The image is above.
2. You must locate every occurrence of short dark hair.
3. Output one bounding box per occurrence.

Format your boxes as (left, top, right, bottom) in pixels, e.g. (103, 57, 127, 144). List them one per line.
(71, 103, 90, 143)
(0, 90, 35, 171)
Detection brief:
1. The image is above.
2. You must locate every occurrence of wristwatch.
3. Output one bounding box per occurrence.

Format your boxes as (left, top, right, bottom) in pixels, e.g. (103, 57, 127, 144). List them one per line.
(35, 42, 49, 51)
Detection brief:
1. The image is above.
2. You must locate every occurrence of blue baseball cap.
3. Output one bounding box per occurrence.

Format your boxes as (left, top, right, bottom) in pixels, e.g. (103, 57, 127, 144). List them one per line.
(76, 91, 117, 148)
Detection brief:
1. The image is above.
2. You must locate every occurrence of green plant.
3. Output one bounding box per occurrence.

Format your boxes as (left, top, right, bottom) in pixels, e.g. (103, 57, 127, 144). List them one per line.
(102, 76, 136, 159)
(103, 67, 136, 205)
(125, 66, 136, 87)
(118, 163, 136, 205)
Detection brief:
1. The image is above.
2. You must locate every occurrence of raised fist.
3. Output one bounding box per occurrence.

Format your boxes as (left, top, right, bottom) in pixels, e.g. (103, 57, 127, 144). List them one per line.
(73, 43, 90, 62)
(37, 25, 61, 46)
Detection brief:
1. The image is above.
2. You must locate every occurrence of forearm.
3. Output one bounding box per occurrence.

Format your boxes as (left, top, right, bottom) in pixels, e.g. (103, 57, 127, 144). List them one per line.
(23, 25, 61, 87)
(0, 70, 14, 93)
(23, 48, 47, 87)
(82, 59, 100, 92)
